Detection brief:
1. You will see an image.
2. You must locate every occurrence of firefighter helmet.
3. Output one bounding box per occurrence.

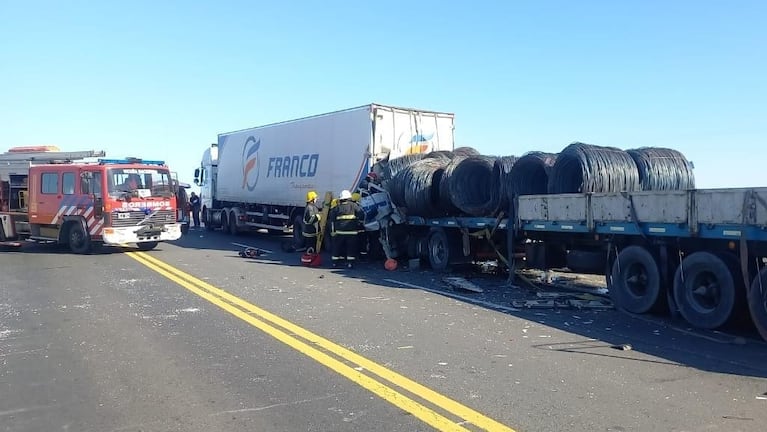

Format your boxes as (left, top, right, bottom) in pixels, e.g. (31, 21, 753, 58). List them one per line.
(306, 191, 318, 202)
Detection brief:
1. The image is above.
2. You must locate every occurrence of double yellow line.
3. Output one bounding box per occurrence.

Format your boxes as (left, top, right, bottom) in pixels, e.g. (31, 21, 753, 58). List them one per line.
(127, 251, 517, 432)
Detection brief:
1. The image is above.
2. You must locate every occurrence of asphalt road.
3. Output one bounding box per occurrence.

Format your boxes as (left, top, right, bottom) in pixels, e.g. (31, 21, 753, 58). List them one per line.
(2, 229, 767, 432)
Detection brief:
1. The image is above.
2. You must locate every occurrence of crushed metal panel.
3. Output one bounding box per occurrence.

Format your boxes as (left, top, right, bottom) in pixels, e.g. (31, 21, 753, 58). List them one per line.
(696, 188, 767, 225)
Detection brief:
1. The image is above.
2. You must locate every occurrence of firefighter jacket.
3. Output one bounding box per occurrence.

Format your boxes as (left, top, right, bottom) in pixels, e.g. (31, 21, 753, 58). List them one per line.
(302, 202, 321, 238)
(330, 200, 365, 236)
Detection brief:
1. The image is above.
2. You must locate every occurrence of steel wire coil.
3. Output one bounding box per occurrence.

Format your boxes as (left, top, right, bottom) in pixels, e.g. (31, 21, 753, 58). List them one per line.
(509, 152, 558, 197)
(548, 142, 640, 194)
(448, 155, 499, 216)
(492, 155, 518, 214)
(384, 153, 425, 180)
(452, 146, 480, 157)
(626, 147, 695, 191)
(401, 158, 451, 217)
(423, 150, 454, 161)
(378, 153, 425, 196)
(387, 166, 410, 208)
(438, 155, 469, 215)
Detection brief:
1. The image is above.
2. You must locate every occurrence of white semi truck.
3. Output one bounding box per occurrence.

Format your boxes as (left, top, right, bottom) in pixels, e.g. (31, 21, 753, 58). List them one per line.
(194, 103, 455, 236)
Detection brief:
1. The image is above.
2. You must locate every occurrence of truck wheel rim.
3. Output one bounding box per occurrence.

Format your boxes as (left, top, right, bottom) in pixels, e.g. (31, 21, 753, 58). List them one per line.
(431, 242, 446, 265)
(689, 271, 720, 313)
(70, 229, 84, 248)
(625, 262, 649, 299)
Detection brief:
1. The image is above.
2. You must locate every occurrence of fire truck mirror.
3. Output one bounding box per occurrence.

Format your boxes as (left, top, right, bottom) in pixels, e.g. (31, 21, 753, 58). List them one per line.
(94, 196, 104, 218)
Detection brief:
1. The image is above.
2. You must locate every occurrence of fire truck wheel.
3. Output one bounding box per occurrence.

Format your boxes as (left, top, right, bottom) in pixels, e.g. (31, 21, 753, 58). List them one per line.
(137, 241, 158, 251)
(67, 222, 92, 254)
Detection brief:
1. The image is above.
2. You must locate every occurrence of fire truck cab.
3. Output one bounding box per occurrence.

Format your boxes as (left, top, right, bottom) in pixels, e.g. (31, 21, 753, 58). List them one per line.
(1, 147, 182, 253)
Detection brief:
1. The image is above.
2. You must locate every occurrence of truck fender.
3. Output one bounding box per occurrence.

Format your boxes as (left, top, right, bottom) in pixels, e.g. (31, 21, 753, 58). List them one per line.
(58, 216, 89, 244)
(229, 206, 246, 229)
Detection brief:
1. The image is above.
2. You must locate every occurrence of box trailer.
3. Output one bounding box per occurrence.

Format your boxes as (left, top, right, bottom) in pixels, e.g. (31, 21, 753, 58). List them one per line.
(194, 103, 454, 236)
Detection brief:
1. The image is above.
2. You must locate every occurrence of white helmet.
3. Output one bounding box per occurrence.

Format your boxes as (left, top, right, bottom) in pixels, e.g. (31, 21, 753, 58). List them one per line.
(339, 190, 352, 200)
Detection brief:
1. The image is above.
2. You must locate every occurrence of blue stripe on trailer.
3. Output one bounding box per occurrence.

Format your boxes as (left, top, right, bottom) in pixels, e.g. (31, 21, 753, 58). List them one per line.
(593, 223, 690, 238)
(521, 221, 590, 233)
(408, 216, 507, 229)
(697, 224, 767, 242)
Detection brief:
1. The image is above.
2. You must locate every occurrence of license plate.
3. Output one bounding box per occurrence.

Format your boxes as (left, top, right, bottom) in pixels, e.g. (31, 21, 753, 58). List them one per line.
(117, 213, 130, 220)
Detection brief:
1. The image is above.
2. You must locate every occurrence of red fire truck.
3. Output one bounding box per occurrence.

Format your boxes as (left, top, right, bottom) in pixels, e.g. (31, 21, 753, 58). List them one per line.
(0, 147, 182, 253)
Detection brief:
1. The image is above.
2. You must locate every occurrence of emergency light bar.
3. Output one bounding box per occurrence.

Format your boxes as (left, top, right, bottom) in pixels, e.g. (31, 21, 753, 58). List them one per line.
(98, 158, 166, 166)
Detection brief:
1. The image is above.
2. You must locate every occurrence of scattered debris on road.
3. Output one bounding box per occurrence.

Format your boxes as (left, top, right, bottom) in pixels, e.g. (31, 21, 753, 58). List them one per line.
(612, 343, 633, 351)
(442, 277, 484, 293)
(511, 297, 613, 310)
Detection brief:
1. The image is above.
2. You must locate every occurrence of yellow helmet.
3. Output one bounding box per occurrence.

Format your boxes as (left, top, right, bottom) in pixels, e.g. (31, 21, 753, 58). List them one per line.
(306, 191, 318, 202)
(330, 198, 339, 208)
(351, 192, 361, 202)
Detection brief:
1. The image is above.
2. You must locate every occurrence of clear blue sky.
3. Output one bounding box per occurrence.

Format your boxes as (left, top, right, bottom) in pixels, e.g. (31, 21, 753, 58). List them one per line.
(1, 1, 765, 189)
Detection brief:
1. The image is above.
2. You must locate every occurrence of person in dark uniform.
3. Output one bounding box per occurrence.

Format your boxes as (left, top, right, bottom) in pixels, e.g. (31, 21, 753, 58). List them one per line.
(189, 192, 201, 228)
(301, 191, 321, 251)
(329, 189, 365, 268)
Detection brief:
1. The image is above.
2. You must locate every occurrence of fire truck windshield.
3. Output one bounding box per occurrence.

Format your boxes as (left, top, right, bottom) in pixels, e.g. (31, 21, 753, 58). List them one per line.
(107, 168, 174, 198)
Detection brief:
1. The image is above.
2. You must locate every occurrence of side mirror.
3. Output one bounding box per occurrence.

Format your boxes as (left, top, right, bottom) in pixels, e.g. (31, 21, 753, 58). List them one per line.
(194, 168, 200, 179)
(194, 178, 200, 185)
(94, 196, 104, 218)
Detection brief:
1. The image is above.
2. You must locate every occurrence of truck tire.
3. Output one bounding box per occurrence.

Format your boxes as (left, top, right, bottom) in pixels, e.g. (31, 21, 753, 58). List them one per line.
(748, 268, 767, 342)
(204, 209, 214, 231)
(428, 228, 451, 272)
(673, 252, 741, 329)
(229, 211, 238, 235)
(137, 241, 158, 251)
(610, 246, 662, 314)
(221, 211, 229, 234)
(67, 222, 92, 254)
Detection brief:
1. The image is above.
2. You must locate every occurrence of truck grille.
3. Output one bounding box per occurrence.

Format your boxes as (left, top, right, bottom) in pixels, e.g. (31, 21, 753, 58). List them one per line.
(111, 210, 176, 228)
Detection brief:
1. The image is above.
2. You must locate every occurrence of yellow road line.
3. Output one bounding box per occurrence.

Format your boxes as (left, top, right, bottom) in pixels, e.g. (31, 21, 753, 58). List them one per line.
(130, 251, 517, 432)
(126, 252, 471, 432)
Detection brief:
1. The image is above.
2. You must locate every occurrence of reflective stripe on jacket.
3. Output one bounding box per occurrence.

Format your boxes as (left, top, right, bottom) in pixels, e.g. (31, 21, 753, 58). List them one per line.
(302, 202, 320, 238)
(330, 200, 364, 236)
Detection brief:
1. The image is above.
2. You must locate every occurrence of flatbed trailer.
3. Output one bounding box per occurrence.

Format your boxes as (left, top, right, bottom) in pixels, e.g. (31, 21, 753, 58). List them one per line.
(383, 187, 767, 341)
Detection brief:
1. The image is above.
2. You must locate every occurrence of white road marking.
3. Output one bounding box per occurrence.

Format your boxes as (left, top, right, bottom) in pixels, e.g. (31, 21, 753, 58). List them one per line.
(383, 278, 522, 313)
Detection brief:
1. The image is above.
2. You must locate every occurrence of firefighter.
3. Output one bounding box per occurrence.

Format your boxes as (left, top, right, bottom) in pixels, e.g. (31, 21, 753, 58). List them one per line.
(351, 192, 368, 259)
(301, 191, 321, 251)
(329, 189, 365, 268)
